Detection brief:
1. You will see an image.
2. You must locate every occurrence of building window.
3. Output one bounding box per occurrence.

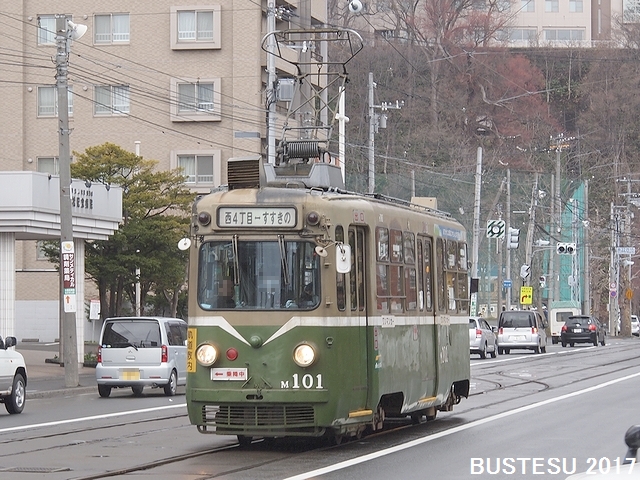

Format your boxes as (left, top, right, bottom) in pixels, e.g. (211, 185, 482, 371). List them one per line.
(569, 0, 583, 12)
(94, 14, 130, 44)
(510, 28, 537, 42)
(170, 6, 221, 50)
(178, 10, 213, 41)
(624, 0, 640, 22)
(36, 241, 49, 260)
(545, 0, 559, 12)
(37, 86, 73, 117)
(544, 29, 585, 41)
(521, 0, 535, 12)
(179, 82, 214, 112)
(37, 157, 59, 174)
(173, 150, 221, 188)
(37, 15, 56, 45)
(171, 78, 221, 122)
(178, 155, 214, 184)
(95, 85, 130, 115)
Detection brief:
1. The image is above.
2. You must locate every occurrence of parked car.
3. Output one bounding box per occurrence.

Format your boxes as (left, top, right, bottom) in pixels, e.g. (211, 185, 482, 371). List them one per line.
(561, 315, 606, 347)
(469, 317, 498, 359)
(615, 315, 639, 336)
(497, 310, 548, 354)
(0, 336, 27, 414)
(96, 317, 187, 398)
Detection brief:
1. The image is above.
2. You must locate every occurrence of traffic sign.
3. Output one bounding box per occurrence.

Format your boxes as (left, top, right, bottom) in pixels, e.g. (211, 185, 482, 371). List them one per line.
(520, 286, 533, 305)
(486, 220, 505, 239)
(503, 279, 512, 288)
(617, 246, 636, 255)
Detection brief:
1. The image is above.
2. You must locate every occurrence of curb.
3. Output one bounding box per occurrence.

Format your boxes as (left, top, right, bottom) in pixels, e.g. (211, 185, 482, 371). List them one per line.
(27, 386, 97, 399)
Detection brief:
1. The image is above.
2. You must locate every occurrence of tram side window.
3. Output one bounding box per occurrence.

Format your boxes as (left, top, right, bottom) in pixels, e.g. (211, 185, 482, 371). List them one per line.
(376, 227, 389, 312)
(348, 228, 359, 311)
(417, 236, 434, 312)
(355, 229, 366, 311)
(436, 238, 446, 313)
(404, 232, 416, 311)
(336, 226, 346, 311)
(457, 243, 469, 312)
(445, 240, 459, 312)
(424, 238, 434, 312)
(389, 229, 404, 312)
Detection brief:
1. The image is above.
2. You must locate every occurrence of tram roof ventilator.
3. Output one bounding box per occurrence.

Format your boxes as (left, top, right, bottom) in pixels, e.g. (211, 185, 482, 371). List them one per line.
(227, 156, 345, 191)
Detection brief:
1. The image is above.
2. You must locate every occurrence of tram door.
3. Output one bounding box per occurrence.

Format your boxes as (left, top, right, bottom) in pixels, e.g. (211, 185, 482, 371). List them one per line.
(417, 235, 438, 397)
(348, 226, 368, 407)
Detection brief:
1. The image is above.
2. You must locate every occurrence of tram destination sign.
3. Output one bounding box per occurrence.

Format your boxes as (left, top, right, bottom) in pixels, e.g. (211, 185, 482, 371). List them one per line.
(217, 206, 297, 228)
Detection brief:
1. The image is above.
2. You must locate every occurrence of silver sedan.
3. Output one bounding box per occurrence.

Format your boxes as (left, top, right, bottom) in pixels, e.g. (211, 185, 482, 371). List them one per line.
(469, 317, 498, 359)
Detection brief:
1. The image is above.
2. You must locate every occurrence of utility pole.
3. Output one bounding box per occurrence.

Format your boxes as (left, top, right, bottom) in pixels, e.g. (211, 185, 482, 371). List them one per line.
(505, 168, 512, 309)
(367, 72, 403, 193)
(470, 147, 483, 316)
(583, 179, 590, 314)
(56, 14, 87, 387)
(266, 2, 277, 165)
(524, 173, 539, 287)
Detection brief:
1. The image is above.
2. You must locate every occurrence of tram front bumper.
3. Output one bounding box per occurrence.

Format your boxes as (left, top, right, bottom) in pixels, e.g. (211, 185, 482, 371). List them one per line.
(189, 388, 330, 437)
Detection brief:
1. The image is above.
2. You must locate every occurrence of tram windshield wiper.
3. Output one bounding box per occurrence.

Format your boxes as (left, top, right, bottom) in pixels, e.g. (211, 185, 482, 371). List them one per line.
(278, 235, 289, 286)
(232, 235, 240, 285)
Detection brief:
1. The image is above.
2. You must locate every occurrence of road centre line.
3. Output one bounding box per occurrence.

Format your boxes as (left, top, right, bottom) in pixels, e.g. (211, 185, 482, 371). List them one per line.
(284, 370, 640, 480)
(0, 403, 186, 434)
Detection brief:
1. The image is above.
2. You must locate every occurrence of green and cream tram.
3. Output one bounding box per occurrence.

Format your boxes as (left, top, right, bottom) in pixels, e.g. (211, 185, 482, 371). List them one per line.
(185, 158, 470, 444)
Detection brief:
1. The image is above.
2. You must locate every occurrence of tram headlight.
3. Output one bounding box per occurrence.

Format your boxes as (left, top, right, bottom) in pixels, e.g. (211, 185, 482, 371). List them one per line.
(293, 343, 316, 367)
(196, 344, 218, 366)
(306, 211, 320, 226)
(197, 211, 211, 226)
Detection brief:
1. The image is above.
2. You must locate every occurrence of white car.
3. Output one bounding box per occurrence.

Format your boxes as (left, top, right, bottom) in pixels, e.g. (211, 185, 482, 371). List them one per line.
(469, 317, 498, 359)
(615, 315, 640, 336)
(0, 336, 27, 414)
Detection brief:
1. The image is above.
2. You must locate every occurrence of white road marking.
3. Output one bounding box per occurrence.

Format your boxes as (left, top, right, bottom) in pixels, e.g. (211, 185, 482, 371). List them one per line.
(284, 370, 640, 480)
(0, 403, 186, 434)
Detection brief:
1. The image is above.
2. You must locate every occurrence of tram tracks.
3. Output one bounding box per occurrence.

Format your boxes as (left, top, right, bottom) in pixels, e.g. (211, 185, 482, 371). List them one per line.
(466, 343, 640, 412)
(5, 344, 640, 480)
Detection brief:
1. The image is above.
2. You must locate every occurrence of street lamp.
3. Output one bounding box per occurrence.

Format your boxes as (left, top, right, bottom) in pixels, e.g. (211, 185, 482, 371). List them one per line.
(56, 14, 87, 387)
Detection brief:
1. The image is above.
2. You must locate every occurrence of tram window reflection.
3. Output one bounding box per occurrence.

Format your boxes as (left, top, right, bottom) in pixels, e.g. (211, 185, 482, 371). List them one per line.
(197, 240, 320, 311)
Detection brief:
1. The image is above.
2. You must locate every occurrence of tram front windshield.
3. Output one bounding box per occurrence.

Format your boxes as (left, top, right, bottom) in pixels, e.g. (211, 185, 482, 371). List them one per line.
(198, 240, 320, 311)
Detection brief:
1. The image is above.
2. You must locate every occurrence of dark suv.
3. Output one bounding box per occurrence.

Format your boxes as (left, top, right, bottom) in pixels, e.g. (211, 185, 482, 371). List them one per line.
(561, 315, 606, 347)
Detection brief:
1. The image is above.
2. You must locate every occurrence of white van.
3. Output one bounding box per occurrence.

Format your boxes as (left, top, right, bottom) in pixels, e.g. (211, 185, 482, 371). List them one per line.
(96, 317, 187, 398)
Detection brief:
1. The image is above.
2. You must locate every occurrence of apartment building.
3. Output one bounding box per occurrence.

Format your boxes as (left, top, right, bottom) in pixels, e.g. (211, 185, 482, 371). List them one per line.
(354, 0, 631, 47)
(0, 1, 327, 343)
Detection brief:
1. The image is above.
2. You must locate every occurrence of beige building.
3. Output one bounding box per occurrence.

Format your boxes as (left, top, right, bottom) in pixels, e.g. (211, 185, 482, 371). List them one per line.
(351, 0, 632, 47)
(0, 1, 327, 343)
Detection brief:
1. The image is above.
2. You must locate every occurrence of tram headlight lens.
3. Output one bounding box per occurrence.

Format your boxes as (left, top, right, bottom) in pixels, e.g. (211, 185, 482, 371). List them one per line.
(306, 211, 320, 226)
(197, 211, 211, 226)
(293, 343, 316, 367)
(196, 344, 218, 366)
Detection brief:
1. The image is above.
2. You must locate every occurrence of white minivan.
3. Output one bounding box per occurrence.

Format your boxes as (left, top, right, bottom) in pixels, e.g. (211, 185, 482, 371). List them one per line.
(96, 317, 187, 398)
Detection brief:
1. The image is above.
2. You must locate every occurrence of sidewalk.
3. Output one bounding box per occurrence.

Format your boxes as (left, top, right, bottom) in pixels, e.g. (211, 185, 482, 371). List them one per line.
(20, 346, 97, 399)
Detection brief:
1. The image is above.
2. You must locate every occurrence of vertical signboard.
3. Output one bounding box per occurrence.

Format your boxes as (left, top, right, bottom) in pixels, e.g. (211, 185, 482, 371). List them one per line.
(61, 240, 77, 313)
